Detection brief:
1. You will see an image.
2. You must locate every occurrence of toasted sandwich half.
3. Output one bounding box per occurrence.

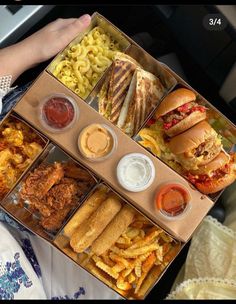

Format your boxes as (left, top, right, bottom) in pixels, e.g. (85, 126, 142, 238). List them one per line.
(98, 53, 139, 123)
(117, 67, 166, 136)
(113, 51, 140, 66)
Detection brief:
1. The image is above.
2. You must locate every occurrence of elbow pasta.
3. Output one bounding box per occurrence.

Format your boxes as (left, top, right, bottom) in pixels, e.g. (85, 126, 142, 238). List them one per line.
(52, 26, 121, 99)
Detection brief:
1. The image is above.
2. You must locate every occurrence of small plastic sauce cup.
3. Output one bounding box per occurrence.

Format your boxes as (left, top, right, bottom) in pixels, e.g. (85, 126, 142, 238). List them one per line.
(78, 123, 117, 162)
(39, 93, 78, 133)
(155, 182, 191, 220)
(117, 153, 155, 192)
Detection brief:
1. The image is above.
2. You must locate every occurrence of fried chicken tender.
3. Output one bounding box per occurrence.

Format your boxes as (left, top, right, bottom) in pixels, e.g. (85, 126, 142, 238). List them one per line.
(28, 197, 51, 217)
(74, 181, 92, 197)
(63, 161, 94, 182)
(40, 205, 72, 231)
(41, 176, 94, 231)
(20, 162, 64, 200)
(46, 178, 79, 209)
(19, 160, 95, 232)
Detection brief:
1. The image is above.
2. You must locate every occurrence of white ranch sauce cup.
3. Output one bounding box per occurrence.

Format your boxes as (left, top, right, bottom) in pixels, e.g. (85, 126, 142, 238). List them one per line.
(117, 153, 155, 192)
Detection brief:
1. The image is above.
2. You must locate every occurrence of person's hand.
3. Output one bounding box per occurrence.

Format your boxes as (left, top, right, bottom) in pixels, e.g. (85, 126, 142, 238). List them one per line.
(0, 14, 91, 84)
(23, 15, 91, 63)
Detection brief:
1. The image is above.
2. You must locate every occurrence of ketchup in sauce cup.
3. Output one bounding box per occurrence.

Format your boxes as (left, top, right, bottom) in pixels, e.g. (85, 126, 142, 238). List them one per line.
(39, 94, 78, 133)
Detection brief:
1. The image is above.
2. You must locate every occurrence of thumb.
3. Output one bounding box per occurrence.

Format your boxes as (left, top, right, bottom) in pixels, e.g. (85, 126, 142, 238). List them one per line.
(59, 14, 91, 43)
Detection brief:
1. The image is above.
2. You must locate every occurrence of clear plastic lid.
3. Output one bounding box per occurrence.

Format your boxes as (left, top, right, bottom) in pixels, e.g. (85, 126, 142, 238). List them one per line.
(38, 93, 79, 133)
(155, 181, 192, 220)
(78, 123, 117, 162)
(117, 153, 155, 192)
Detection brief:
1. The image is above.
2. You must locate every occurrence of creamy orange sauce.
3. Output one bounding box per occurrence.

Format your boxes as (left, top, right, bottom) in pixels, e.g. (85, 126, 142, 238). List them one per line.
(79, 124, 114, 159)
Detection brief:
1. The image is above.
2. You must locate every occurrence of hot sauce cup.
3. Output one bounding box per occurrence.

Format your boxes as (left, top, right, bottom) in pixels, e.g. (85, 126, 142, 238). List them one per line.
(155, 182, 192, 220)
(38, 93, 79, 133)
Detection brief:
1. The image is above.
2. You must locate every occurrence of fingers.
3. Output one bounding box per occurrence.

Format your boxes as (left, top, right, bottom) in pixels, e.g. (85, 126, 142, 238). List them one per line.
(68, 14, 91, 34)
(77, 14, 91, 27)
(51, 18, 79, 30)
(50, 15, 91, 31)
(22, 14, 92, 64)
(58, 14, 91, 45)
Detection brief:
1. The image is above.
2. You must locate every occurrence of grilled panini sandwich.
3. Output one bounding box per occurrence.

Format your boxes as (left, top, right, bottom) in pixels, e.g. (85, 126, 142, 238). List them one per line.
(98, 52, 138, 123)
(118, 68, 166, 136)
(98, 52, 166, 136)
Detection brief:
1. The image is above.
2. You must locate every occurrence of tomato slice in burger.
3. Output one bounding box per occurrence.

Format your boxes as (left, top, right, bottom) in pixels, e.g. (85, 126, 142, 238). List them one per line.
(155, 183, 191, 217)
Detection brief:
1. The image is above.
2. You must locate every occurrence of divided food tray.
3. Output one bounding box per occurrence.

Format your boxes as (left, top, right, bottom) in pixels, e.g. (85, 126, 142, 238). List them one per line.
(0, 12, 235, 300)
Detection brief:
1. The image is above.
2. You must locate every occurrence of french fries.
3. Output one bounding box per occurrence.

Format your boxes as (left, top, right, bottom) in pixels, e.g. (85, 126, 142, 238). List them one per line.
(87, 215, 180, 298)
(55, 187, 181, 299)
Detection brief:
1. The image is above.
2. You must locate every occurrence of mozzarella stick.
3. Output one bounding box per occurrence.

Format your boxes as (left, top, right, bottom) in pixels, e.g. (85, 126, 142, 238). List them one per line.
(91, 204, 136, 256)
(63, 187, 108, 238)
(70, 194, 122, 253)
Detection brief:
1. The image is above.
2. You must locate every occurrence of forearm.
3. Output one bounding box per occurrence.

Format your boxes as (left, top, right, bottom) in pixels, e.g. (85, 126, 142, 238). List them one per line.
(0, 15, 91, 85)
(0, 39, 41, 84)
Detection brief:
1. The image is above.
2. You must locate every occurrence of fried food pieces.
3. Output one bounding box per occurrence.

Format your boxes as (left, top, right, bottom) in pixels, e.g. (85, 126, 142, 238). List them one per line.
(20, 162, 64, 201)
(70, 193, 122, 253)
(19, 161, 96, 231)
(91, 204, 136, 256)
(63, 186, 108, 238)
(0, 117, 44, 200)
(90, 216, 180, 298)
(58, 186, 181, 299)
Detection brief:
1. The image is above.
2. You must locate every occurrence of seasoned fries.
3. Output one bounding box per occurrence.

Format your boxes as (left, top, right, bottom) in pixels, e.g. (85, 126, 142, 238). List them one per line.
(53, 184, 181, 299)
(96, 260, 119, 279)
(57, 193, 181, 299)
(89, 217, 180, 298)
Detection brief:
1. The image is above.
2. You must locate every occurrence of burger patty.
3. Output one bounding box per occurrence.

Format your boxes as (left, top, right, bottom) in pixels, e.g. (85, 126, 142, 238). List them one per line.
(162, 101, 206, 130)
(194, 138, 217, 158)
(184, 135, 221, 160)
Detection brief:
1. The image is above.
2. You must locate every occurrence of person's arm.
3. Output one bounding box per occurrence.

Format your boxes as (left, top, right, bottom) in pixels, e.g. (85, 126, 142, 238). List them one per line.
(0, 14, 91, 84)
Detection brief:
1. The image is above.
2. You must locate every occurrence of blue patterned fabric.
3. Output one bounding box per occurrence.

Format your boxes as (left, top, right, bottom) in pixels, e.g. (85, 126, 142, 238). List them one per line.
(0, 82, 32, 121)
(0, 212, 41, 280)
(0, 252, 33, 300)
(20, 239, 42, 278)
(51, 287, 86, 300)
(0, 210, 30, 233)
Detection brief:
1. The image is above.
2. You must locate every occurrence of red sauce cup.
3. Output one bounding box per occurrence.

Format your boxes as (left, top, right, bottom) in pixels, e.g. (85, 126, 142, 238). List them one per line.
(39, 93, 79, 133)
(155, 182, 191, 220)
